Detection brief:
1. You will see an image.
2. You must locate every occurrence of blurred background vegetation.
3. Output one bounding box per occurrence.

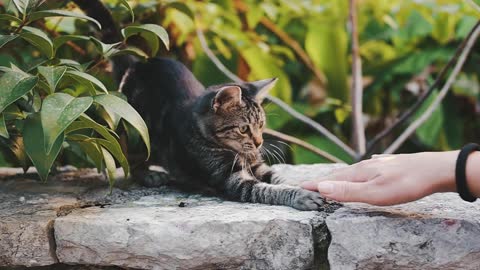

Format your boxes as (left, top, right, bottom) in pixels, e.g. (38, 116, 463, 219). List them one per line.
(1, 0, 480, 169)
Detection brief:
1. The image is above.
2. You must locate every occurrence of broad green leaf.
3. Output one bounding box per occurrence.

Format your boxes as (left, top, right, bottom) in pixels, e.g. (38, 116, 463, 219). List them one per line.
(41, 93, 93, 153)
(94, 94, 150, 158)
(96, 138, 129, 178)
(23, 113, 64, 181)
(66, 115, 120, 143)
(58, 59, 84, 71)
(12, 0, 37, 15)
(89, 37, 121, 57)
(65, 70, 108, 93)
(110, 46, 149, 59)
(101, 146, 116, 189)
(0, 114, 9, 139)
(0, 14, 22, 24)
(413, 91, 444, 147)
(75, 140, 103, 173)
(0, 71, 38, 113)
(0, 35, 19, 48)
(305, 21, 349, 102)
(38, 66, 67, 93)
(53, 35, 89, 51)
(118, 0, 134, 22)
(122, 24, 169, 54)
(166, 2, 194, 20)
(29, 10, 102, 29)
(20, 26, 54, 58)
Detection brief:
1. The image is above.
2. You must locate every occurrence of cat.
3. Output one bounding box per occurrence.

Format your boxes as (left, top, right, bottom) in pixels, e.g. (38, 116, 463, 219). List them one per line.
(73, 0, 325, 211)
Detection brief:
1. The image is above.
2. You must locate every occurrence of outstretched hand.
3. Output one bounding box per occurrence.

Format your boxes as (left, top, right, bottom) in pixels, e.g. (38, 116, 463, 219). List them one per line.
(301, 152, 459, 206)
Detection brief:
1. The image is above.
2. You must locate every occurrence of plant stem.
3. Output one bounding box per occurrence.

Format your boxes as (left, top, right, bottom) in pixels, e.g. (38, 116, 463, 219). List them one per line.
(349, 0, 366, 155)
(383, 21, 480, 154)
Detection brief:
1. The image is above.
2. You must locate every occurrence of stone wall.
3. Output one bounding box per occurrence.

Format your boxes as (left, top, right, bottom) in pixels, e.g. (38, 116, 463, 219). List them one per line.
(1, 165, 479, 269)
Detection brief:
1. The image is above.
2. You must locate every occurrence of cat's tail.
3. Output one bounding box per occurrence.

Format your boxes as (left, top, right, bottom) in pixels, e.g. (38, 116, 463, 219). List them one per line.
(72, 0, 136, 84)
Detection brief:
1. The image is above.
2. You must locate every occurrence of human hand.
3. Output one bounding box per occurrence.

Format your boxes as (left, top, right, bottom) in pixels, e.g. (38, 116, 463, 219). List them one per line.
(301, 151, 459, 206)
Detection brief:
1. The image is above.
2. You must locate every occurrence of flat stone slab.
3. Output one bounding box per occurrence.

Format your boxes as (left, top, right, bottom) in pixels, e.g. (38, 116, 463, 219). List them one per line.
(328, 194, 480, 270)
(1, 164, 480, 269)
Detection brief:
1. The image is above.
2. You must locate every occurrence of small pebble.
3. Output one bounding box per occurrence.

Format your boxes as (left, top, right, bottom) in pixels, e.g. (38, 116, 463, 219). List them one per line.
(178, 202, 187, 207)
(19, 197, 25, 203)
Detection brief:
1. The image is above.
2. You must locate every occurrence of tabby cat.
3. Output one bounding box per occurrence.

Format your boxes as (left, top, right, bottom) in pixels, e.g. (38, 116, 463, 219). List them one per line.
(74, 0, 325, 211)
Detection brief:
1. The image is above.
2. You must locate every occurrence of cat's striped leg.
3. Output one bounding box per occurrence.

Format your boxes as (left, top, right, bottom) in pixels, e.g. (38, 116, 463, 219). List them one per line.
(223, 170, 324, 211)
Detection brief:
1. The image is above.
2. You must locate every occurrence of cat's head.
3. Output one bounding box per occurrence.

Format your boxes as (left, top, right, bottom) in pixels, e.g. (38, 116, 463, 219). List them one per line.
(195, 78, 277, 155)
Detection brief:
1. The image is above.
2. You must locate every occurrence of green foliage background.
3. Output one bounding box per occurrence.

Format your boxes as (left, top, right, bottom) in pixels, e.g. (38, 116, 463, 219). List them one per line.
(1, 0, 480, 177)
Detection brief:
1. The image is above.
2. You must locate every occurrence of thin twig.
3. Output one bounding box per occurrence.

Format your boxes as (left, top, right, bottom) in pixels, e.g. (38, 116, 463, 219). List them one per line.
(264, 128, 345, 163)
(349, 0, 366, 155)
(196, 28, 357, 158)
(365, 21, 480, 158)
(383, 21, 480, 154)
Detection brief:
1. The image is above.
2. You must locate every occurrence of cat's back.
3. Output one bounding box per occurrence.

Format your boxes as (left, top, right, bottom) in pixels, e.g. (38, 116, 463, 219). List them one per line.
(132, 57, 205, 103)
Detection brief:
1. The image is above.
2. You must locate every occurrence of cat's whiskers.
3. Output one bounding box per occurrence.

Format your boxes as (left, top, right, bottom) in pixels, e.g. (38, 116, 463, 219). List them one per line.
(268, 143, 286, 164)
(230, 153, 239, 177)
(264, 146, 280, 164)
(270, 144, 287, 160)
(273, 140, 293, 151)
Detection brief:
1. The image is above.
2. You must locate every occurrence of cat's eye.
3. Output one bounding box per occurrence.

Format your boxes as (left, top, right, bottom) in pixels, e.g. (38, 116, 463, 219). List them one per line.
(239, 125, 249, 133)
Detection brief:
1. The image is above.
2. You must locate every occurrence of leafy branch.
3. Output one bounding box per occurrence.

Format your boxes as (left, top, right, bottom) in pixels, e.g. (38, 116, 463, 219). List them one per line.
(383, 21, 480, 154)
(365, 21, 480, 157)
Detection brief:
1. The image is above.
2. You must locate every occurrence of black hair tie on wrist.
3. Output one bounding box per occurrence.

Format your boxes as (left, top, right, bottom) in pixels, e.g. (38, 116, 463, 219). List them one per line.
(456, 143, 479, 202)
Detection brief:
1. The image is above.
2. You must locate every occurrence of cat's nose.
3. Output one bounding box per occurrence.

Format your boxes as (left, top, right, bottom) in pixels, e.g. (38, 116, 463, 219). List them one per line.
(253, 136, 263, 148)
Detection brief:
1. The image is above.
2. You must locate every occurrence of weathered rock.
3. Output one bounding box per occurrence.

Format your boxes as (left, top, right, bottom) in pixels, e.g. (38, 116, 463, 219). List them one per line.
(2, 164, 480, 270)
(327, 194, 480, 270)
(55, 197, 324, 270)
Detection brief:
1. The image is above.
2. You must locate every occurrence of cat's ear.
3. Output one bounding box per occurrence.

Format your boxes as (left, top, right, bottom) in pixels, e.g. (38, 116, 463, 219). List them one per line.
(251, 78, 278, 103)
(213, 86, 243, 112)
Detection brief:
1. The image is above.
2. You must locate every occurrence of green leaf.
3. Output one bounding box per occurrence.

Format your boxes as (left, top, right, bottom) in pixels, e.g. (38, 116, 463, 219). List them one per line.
(0, 114, 9, 139)
(41, 93, 93, 153)
(0, 34, 19, 48)
(305, 21, 349, 102)
(65, 70, 108, 93)
(94, 94, 150, 158)
(413, 91, 444, 147)
(0, 70, 38, 113)
(66, 115, 119, 143)
(23, 113, 64, 181)
(118, 0, 134, 22)
(0, 14, 23, 24)
(101, 146, 116, 189)
(29, 10, 102, 29)
(89, 37, 121, 57)
(109, 46, 148, 60)
(74, 140, 103, 173)
(12, 0, 37, 15)
(20, 26, 54, 58)
(166, 2, 194, 20)
(37, 66, 67, 93)
(96, 138, 129, 178)
(122, 24, 169, 55)
(53, 35, 89, 52)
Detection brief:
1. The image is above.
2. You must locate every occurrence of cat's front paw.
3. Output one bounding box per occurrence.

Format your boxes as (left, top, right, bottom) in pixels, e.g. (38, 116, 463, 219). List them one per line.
(291, 189, 325, 211)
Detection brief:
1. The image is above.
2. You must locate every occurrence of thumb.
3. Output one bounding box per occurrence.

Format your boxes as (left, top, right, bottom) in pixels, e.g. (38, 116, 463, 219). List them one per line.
(316, 181, 371, 203)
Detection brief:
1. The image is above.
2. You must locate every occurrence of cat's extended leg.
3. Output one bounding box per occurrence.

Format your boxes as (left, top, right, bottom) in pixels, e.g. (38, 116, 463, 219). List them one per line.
(252, 163, 293, 185)
(131, 164, 170, 187)
(223, 170, 325, 211)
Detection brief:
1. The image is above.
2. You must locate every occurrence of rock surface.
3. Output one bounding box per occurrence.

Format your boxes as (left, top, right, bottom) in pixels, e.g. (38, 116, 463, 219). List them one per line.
(327, 194, 480, 270)
(1, 164, 480, 269)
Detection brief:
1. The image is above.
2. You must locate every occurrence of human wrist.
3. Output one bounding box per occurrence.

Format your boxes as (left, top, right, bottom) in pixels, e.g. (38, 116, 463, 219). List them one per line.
(466, 151, 480, 198)
(430, 151, 458, 193)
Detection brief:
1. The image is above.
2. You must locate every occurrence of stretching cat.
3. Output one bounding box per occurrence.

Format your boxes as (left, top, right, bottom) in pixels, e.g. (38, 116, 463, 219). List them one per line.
(74, 0, 325, 211)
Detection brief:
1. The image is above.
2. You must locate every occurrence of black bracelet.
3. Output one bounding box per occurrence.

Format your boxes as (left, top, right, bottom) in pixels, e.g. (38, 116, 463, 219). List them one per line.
(455, 143, 479, 202)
